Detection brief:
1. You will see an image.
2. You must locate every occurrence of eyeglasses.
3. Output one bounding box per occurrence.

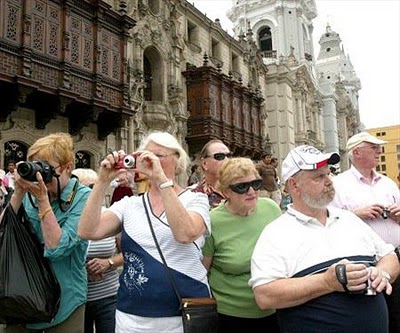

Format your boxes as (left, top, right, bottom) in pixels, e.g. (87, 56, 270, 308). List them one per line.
(229, 179, 263, 194)
(205, 152, 233, 161)
(154, 153, 177, 159)
(357, 145, 382, 152)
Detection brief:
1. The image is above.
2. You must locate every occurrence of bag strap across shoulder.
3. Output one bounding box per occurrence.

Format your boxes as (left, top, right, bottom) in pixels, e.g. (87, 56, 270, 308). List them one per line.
(142, 194, 182, 303)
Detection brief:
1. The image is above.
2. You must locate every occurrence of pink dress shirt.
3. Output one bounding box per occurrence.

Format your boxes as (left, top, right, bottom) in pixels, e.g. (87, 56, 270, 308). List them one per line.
(331, 165, 400, 246)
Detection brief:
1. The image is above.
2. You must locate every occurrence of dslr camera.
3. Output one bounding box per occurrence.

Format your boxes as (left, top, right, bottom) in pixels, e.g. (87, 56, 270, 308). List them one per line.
(17, 160, 55, 184)
(114, 153, 141, 170)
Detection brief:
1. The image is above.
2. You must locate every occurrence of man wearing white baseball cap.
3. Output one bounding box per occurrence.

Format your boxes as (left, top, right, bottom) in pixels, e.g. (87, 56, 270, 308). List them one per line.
(250, 145, 399, 332)
(280, 145, 340, 181)
(331, 132, 400, 332)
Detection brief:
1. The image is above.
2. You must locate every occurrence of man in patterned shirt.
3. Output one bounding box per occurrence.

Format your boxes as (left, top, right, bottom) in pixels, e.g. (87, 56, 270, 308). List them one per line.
(193, 139, 232, 209)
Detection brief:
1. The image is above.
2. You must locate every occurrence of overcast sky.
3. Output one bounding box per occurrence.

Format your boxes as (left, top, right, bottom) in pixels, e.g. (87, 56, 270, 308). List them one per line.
(190, 0, 400, 130)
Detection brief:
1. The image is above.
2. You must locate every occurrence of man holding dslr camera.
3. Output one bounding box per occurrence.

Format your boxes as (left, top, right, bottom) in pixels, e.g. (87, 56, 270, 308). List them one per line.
(331, 132, 400, 332)
(3, 132, 91, 333)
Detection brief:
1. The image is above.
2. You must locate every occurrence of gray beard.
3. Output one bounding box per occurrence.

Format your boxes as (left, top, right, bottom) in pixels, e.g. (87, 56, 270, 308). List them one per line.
(301, 188, 335, 209)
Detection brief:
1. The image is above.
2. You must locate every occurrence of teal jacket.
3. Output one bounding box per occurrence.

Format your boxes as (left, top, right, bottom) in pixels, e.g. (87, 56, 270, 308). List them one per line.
(22, 177, 90, 329)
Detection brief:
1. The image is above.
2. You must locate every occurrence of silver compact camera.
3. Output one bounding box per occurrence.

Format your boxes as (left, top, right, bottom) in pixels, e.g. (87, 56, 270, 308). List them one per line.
(365, 267, 376, 296)
(381, 207, 390, 219)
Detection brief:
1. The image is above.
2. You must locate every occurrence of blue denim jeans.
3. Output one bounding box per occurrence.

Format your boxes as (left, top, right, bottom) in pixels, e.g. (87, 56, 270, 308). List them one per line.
(84, 295, 117, 333)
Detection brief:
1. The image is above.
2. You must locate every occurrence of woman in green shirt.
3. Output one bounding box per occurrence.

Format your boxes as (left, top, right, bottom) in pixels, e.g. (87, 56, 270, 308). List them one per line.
(202, 157, 281, 333)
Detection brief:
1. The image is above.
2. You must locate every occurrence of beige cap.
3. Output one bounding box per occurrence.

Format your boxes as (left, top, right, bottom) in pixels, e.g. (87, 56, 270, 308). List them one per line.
(346, 132, 387, 151)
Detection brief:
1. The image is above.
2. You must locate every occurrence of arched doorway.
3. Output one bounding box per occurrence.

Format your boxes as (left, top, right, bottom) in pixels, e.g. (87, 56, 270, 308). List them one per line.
(143, 46, 164, 102)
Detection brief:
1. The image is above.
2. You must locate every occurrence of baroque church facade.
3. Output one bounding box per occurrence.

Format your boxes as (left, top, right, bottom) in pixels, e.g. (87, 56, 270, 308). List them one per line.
(0, 0, 361, 178)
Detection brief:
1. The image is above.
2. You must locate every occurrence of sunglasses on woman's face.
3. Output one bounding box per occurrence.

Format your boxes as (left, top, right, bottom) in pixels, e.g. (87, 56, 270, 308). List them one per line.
(206, 152, 233, 161)
(229, 179, 263, 194)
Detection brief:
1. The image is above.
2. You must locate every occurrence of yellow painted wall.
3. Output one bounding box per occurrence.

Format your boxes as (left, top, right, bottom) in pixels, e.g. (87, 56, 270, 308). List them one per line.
(367, 125, 400, 186)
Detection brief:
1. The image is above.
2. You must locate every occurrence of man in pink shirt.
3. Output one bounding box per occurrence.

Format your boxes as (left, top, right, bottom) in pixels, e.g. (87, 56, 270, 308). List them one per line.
(331, 132, 400, 333)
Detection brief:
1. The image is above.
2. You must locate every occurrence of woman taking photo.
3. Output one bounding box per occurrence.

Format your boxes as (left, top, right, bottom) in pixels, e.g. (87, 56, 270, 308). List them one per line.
(202, 157, 281, 333)
(78, 131, 211, 333)
(4, 132, 91, 333)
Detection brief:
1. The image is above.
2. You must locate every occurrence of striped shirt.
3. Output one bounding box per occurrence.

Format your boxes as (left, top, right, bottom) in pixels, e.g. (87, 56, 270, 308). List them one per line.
(108, 189, 211, 318)
(87, 237, 120, 302)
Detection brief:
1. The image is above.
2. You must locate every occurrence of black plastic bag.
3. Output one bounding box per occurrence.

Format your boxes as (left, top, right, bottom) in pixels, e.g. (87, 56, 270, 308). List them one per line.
(0, 205, 61, 324)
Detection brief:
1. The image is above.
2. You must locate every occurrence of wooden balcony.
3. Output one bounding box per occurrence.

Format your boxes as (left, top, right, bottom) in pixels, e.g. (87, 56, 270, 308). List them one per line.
(0, 0, 135, 139)
(183, 65, 265, 158)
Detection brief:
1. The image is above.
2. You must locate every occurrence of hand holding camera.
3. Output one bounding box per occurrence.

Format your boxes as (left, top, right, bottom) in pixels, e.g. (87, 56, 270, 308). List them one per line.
(334, 261, 392, 296)
(381, 207, 390, 219)
(100, 149, 169, 187)
(14, 161, 53, 204)
(114, 153, 140, 170)
(17, 160, 55, 184)
(334, 261, 372, 294)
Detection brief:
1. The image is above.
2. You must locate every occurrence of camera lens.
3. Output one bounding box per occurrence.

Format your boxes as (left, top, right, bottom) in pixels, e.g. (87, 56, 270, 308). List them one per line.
(17, 161, 55, 183)
(17, 161, 40, 182)
(123, 155, 136, 169)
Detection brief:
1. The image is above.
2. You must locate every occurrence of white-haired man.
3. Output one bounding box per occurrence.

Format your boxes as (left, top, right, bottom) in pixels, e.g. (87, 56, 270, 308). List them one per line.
(331, 132, 400, 332)
(250, 145, 399, 332)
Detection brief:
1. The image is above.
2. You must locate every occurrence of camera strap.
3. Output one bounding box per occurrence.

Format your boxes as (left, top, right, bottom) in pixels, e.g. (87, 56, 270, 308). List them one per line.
(58, 175, 79, 212)
(28, 175, 80, 213)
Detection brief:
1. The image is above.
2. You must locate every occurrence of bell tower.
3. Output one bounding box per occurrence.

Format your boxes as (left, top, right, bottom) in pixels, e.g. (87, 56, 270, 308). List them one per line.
(316, 24, 362, 155)
(228, 0, 318, 64)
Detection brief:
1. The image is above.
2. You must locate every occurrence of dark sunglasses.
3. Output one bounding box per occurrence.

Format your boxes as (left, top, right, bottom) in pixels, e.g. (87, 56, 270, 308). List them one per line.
(206, 152, 233, 161)
(229, 179, 263, 194)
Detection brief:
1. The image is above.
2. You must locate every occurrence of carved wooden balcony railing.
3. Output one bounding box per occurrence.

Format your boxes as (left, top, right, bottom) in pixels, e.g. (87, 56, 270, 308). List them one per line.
(0, 0, 135, 139)
(183, 65, 265, 158)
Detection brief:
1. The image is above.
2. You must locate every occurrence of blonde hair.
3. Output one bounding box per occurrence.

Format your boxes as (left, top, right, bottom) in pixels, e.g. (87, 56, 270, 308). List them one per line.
(217, 157, 260, 192)
(139, 131, 189, 176)
(72, 168, 98, 186)
(28, 133, 74, 167)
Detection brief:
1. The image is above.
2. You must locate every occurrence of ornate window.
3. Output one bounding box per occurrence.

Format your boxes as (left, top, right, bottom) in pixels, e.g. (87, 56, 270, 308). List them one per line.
(75, 150, 91, 168)
(3, 141, 28, 166)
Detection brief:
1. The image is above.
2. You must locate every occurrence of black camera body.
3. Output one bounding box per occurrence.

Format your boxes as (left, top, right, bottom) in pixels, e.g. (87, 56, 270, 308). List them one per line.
(381, 208, 390, 219)
(17, 161, 55, 184)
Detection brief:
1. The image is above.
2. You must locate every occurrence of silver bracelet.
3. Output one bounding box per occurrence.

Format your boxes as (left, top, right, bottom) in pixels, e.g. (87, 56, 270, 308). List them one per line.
(159, 179, 174, 189)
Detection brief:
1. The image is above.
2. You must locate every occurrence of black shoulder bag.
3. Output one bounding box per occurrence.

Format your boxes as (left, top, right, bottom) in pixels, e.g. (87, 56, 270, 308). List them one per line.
(142, 195, 218, 333)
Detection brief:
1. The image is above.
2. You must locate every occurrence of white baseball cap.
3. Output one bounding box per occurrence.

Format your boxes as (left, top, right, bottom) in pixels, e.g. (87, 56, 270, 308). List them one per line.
(282, 145, 340, 182)
(346, 132, 387, 151)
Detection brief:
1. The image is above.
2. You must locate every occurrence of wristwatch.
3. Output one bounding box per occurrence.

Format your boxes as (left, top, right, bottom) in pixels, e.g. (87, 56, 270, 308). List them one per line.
(108, 258, 115, 269)
(159, 179, 174, 190)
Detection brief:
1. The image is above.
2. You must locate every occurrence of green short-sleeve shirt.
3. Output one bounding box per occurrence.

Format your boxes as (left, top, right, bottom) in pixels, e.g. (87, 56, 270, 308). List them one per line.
(202, 197, 281, 318)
